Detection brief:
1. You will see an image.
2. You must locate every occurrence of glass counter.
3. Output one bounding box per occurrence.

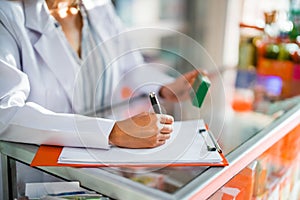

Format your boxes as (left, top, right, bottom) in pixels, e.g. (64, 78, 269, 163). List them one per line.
(93, 93, 300, 199)
(1, 71, 300, 200)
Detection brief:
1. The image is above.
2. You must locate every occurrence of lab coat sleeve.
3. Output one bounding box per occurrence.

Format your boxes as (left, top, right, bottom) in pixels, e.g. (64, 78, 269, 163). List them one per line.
(0, 59, 115, 149)
(0, 25, 114, 149)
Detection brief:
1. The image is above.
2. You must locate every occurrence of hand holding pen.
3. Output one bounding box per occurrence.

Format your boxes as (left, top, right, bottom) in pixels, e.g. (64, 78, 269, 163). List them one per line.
(108, 92, 174, 149)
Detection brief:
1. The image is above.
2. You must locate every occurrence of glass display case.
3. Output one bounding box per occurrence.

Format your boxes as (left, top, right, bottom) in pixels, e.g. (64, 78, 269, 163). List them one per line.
(1, 68, 299, 199)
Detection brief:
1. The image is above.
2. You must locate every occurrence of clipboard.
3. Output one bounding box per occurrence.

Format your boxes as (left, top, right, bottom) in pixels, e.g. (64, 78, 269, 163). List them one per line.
(30, 145, 228, 167)
(31, 120, 228, 167)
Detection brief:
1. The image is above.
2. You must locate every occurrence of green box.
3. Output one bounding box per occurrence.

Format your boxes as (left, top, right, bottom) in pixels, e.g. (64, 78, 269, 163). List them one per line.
(190, 74, 211, 108)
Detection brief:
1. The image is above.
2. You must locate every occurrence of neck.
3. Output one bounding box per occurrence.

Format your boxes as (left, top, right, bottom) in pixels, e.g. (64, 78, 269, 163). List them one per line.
(46, 0, 81, 17)
(46, 0, 79, 10)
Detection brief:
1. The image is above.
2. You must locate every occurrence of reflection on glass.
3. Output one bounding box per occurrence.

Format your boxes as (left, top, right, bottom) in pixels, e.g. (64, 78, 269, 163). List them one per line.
(97, 91, 298, 194)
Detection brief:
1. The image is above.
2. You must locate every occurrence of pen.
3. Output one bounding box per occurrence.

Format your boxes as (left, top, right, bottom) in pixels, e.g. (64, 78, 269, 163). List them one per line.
(149, 92, 162, 114)
(206, 129, 222, 153)
(199, 129, 216, 152)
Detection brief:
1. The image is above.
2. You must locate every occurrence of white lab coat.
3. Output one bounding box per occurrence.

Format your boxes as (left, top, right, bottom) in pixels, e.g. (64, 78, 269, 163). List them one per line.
(0, 0, 173, 149)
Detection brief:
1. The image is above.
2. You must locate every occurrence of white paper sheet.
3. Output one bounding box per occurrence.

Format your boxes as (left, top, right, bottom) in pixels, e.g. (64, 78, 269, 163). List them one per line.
(25, 182, 86, 199)
(58, 120, 223, 165)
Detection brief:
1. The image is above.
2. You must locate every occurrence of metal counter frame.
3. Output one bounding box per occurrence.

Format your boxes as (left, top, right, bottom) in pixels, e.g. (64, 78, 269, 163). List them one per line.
(1, 103, 300, 200)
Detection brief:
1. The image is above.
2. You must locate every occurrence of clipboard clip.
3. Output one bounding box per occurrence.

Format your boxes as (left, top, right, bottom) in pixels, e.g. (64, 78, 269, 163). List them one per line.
(199, 129, 216, 152)
(199, 129, 222, 153)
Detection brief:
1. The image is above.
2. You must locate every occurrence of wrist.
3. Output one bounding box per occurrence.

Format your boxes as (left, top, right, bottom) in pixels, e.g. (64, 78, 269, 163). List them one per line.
(159, 86, 167, 99)
(109, 123, 120, 146)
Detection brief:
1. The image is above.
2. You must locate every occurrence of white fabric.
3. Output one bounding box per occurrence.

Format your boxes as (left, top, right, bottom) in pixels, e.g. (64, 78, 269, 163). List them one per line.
(0, 0, 173, 148)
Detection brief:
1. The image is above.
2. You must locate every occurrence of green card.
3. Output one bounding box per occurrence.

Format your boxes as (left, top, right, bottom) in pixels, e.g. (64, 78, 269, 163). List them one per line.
(190, 74, 211, 108)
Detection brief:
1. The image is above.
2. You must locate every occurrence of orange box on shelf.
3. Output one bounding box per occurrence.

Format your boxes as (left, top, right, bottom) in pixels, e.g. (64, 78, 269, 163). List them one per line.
(291, 64, 300, 96)
(208, 187, 241, 200)
(280, 125, 300, 166)
(253, 152, 271, 197)
(293, 64, 300, 80)
(291, 80, 300, 96)
(222, 163, 256, 200)
(256, 57, 295, 98)
(257, 58, 294, 81)
(281, 81, 293, 98)
(209, 162, 256, 200)
(266, 167, 293, 200)
(264, 138, 284, 174)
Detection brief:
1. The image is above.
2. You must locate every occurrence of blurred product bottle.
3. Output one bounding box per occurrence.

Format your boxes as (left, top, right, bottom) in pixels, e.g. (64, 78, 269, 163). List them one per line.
(255, 9, 299, 101)
(289, 1, 300, 96)
(238, 24, 263, 70)
(289, 0, 300, 41)
(233, 4, 300, 112)
(233, 24, 263, 112)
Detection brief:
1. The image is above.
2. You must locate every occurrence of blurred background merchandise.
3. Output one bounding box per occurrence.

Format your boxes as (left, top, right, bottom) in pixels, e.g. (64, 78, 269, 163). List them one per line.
(4, 1, 300, 199)
(112, 0, 300, 138)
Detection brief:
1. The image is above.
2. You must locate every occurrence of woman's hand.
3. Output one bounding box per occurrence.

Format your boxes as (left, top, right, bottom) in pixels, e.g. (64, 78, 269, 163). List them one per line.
(159, 70, 200, 102)
(109, 112, 174, 148)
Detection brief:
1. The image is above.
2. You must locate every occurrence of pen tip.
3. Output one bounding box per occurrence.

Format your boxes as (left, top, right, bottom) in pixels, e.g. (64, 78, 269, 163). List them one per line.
(149, 92, 156, 97)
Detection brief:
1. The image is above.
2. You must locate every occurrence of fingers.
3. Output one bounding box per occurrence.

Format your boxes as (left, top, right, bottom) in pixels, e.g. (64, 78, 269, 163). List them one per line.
(200, 69, 209, 76)
(157, 114, 174, 134)
(189, 69, 208, 77)
(156, 140, 166, 146)
(152, 133, 171, 147)
(158, 133, 171, 140)
(158, 114, 174, 124)
(184, 69, 199, 81)
(160, 124, 173, 133)
(155, 114, 173, 146)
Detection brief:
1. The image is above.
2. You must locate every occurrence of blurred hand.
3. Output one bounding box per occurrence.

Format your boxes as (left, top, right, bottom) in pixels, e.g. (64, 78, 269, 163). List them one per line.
(159, 69, 200, 102)
(109, 112, 174, 148)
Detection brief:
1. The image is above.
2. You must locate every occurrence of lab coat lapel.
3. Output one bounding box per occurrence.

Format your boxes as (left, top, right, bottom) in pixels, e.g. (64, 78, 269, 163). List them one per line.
(24, 0, 50, 33)
(34, 34, 77, 104)
(83, 0, 112, 53)
(24, 0, 78, 106)
(84, 0, 134, 69)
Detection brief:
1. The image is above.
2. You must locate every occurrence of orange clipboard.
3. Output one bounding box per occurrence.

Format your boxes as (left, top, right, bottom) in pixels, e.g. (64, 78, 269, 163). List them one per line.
(30, 145, 228, 168)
